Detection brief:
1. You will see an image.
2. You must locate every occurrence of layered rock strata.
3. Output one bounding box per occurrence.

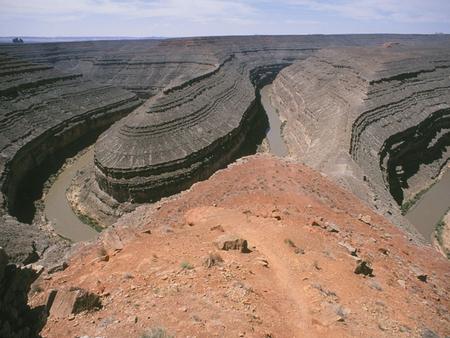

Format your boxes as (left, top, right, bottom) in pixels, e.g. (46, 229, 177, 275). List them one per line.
(91, 50, 311, 209)
(270, 45, 450, 234)
(0, 53, 141, 262)
(1, 35, 450, 259)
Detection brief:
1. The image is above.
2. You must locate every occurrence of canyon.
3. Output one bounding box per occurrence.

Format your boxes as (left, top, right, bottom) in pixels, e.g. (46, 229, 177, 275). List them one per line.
(0, 35, 449, 337)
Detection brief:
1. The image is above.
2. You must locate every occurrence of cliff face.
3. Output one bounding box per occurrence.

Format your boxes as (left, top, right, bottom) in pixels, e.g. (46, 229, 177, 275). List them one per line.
(30, 155, 450, 338)
(0, 247, 41, 338)
(271, 46, 450, 231)
(0, 53, 141, 263)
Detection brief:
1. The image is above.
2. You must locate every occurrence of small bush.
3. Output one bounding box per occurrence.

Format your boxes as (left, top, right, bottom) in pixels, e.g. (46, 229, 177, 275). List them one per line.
(180, 261, 193, 270)
(141, 327, 174, 338)
(435, 219, 446, 246)
(284, 238, 296, 248)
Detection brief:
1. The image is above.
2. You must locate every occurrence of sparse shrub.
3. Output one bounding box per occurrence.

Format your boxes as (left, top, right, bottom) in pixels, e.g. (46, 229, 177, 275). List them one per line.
(284, 238, 296, 248)
(180, 261, 193, 270)
(284, 238, 304, 254)
(141, 327, 173, 338)
(30, 283, 44, 294)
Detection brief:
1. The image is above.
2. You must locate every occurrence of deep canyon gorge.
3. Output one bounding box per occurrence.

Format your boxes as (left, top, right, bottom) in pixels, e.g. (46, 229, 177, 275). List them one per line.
(0, 35, 449, 337)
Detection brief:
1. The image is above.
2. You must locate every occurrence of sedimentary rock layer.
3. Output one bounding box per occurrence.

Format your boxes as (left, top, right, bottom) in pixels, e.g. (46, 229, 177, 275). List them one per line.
(270, 45, 450, 230)
(93, 48, 313, 204)
(0, 53, 141, 262)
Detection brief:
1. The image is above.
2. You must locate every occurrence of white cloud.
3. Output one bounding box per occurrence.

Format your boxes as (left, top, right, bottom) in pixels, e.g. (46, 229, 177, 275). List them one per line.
(284, 0, 450, 23)
(0, 0, 257, 21)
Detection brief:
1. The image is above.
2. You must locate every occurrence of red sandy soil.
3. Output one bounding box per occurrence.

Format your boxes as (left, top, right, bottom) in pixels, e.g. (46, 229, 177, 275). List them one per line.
(30, 154, 450, 338)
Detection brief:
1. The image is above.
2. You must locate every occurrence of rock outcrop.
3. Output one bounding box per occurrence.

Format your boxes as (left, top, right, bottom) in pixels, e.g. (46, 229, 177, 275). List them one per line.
(0, 247, 41, 338)
(270, 45, 450, 234)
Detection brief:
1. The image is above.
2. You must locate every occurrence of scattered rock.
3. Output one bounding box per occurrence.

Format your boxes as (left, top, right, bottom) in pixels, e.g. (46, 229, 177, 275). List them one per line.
(311, 217, 325, 228)
(210, 224, 225, 232)
(128, 315, 138, 324)
(325, 222, 340, 233)
(338, 241, 358, 256)
(256, 257, 269, 268)
(378, 248, 389, 255)
(311, 218, 340, 233)
(271, 209, 282, 220)
(203, 252, 224, 268)
(411, 267, 428, 283)
(358, 214, 372, 225)
(368, 279, 383, 291)
(354, 260, 373, 276)
(397, 279, 406, 288)
(214, 234, 250, 253)
(47, 261, 68, 274)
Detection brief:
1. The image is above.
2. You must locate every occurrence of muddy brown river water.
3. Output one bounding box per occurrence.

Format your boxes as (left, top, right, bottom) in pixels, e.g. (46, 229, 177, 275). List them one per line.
(260, 85, 289, 157)
(406, 167, 450, 242)
(44, 148, 98, 242)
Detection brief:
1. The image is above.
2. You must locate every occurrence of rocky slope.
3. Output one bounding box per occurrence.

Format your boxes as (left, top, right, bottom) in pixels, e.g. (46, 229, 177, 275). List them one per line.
(270, 45, 450, 234)
(30, 155, 450, 337)
(0, 53, 141, 263)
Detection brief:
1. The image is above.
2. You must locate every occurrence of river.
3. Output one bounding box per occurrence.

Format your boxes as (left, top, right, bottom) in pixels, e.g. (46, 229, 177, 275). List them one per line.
(405, 167, 450, 242)
(260, 85, 289, 157)
(44, 148, 98, 242)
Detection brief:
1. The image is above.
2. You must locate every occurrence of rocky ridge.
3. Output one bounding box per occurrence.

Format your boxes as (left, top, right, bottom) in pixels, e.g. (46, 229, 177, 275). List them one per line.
(30, 155, 450, 337)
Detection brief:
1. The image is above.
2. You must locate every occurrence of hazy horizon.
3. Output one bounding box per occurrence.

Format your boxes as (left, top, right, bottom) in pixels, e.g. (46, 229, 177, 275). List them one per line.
(0, 1, 449, 38)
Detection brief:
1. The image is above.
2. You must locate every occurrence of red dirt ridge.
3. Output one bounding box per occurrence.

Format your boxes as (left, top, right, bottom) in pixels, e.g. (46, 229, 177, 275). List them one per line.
(30, 154, 450, 337)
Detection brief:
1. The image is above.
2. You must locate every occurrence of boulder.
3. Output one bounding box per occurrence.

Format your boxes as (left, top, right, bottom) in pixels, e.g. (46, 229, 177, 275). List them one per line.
(214, 235, 250, 253)
(354, 260, 373, 276)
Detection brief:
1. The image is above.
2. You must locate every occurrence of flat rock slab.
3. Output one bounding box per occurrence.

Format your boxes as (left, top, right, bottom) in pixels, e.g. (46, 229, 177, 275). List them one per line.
(49, 287, 101, 318)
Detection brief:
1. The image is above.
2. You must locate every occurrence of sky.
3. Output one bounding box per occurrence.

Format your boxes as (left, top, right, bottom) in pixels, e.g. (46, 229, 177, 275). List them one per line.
(0, 0, 449, 37)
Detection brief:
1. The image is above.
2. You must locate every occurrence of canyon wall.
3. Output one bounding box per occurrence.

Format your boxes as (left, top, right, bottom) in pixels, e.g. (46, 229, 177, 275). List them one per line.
(1, 35, 449, 260)
(271, 45, 450, 232)
(0, 53, 141, 262)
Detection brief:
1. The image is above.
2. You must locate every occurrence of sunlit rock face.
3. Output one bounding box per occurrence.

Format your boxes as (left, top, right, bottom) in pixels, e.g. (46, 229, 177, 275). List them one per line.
(270, 45, 450, 228)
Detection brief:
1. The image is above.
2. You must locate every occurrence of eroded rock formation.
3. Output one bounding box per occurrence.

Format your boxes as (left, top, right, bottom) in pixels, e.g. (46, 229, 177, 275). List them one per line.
(270, 45, 450, 232)
(0, 53, 140, 262)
